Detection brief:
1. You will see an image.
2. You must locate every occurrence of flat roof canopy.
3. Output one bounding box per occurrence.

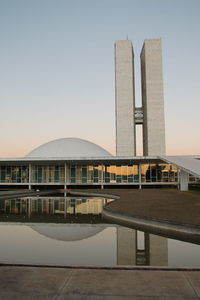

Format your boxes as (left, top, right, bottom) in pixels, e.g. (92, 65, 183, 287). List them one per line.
(0, 156, 164, 166)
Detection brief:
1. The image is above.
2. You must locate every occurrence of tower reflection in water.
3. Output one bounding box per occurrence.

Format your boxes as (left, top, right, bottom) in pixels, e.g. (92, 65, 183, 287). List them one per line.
(0, 197, 168, 266)
(117, 227, 168, 266)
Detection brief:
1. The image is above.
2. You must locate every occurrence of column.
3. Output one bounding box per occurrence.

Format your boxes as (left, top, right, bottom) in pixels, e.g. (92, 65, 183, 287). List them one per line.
(64, 163, 67, 196)
(101, 164, 104, 189)
(28, 163, 31, 190)
(139, 164, 142, 189)
(180, 169, 189, 191)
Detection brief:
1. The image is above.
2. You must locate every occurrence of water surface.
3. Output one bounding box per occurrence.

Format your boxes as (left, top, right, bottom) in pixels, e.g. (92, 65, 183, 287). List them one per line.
(0, 197, 199, 267)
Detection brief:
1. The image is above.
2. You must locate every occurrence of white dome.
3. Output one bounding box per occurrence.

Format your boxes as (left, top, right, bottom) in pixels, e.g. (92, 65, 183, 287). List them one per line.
(26, 138, 112, 158)
(30, 224, 104, 241)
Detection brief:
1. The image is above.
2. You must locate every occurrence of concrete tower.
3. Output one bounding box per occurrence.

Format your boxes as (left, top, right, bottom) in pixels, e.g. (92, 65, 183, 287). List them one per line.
(141, 39, 166, 156)
(115, 40, 136, 156)
(115, 38, 165, 157)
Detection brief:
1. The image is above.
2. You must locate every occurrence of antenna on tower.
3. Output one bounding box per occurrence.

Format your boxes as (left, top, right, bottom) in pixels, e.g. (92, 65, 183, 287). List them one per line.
(126, 35, 129, 40)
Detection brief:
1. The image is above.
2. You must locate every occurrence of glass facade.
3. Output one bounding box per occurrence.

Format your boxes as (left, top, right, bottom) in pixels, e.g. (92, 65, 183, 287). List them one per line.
(0, 163, 180, 185)
(189, 174, 200, 184)
(141, 164, 178, 183)
(104, 165, 139, 183)
(0, 166, 29, 183)
(31, 165, 65, 183)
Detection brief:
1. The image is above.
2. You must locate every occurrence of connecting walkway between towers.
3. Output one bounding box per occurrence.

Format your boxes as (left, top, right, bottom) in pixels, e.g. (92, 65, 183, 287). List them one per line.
(160, 155, 200, 191)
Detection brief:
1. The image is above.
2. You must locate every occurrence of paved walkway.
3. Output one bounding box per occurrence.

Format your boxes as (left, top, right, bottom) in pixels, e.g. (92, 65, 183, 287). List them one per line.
(0, 266, 200, 299)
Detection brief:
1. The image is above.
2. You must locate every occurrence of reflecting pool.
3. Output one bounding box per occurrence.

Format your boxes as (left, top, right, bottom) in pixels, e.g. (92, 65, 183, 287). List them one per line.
(0, 197, 200, 267)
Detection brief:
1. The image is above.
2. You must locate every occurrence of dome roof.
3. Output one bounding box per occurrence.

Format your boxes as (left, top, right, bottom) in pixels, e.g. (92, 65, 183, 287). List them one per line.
(26, 138, 112, 158)
(30, 224, 104, 241)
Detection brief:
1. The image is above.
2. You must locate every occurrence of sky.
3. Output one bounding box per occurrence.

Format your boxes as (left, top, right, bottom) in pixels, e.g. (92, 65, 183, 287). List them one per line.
(0, 0, 199, 157)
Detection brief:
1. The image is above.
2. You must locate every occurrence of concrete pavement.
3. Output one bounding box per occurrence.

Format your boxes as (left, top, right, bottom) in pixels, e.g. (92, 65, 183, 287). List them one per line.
(0, 266, 200, 299)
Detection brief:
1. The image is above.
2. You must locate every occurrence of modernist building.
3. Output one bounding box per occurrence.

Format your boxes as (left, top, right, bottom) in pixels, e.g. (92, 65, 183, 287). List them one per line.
(0, 136, 199, 191)
(0, 137, 178, 187)
(0, 40, 199, 190)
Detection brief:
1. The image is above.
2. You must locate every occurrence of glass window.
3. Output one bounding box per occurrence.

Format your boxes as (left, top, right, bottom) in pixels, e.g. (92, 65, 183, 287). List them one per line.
(109, 166, 116, 183)
(116, 166, 122, 183)
(93, 166, 101, 183)
(82, 167, 87, 183)
(70, 166, 76, 183)
(105, 166, 110, 183)
(88, 166, 93, 183)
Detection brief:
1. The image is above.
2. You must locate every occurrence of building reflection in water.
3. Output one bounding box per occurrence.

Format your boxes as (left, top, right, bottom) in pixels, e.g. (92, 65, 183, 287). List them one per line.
(117, 227, 168, 266)
(0, 197, 168, 266)
(0, 197, 111, 218)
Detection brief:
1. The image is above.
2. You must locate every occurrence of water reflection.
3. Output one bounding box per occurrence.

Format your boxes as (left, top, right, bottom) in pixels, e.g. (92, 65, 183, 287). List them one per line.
(117, 227, 168, 266)
(0, 197, 200, 267)
(30, 224, 104, 241)
(0, 224, 116, 266)
(0, 197, 111, 223)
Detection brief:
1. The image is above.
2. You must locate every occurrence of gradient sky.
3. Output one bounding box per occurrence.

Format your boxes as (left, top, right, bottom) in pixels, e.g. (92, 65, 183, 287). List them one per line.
(0, 0, 199, 157)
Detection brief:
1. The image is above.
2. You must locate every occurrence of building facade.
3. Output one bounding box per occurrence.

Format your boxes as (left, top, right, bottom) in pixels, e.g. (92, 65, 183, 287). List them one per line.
(0, 159, 179, 187)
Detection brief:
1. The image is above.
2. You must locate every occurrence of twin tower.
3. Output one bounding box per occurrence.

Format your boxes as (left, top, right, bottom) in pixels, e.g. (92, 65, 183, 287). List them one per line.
(115, 39, 166, 157)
